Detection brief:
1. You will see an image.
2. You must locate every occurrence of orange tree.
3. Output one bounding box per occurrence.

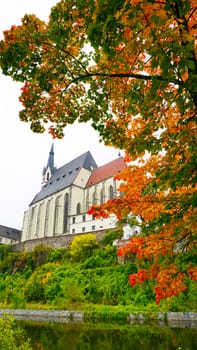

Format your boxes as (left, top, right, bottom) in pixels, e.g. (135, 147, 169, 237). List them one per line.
(0, 0, 196, 303)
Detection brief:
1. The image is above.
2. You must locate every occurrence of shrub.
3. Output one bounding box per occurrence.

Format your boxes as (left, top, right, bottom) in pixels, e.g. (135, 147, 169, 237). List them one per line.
(70, 234, 99, 262)
(0, 316, 32, 350)
(24, 274, 45, 302)
(82, 255, 106, 269)
(60, 278, 85, 303)
(101, 229, 123, 246)
(0, 244, 12, 260)
(31, 245, 52, 267)
(49, 248, 70, 262)
(0, 252, 19, 274)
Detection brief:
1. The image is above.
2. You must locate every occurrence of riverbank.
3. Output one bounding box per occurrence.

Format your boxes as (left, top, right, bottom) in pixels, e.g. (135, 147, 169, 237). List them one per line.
(0, 308, 197, 328)
(0, 244, 196, 317)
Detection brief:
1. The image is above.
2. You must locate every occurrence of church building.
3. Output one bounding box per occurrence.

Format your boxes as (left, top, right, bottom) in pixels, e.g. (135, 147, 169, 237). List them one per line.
(21, 146, 127, 242)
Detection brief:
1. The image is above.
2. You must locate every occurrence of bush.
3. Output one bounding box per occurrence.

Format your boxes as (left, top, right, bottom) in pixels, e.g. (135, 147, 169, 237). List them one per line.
(31, 245, 52, 267)
(82, 255, 106, 269)
(60, 278, 85, 304)
(0, 244, 12, 260)
(49, 248, 70, 262)
(24, 274, 45, 302)
(101, 229, 123, 246)
(0, 252, 19, 274)
(0, 316, 32, 350)
(70, 234, 99, 262)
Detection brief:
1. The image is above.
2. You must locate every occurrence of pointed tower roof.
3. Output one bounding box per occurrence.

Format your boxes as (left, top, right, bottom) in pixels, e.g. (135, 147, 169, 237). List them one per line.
(47, 143, 55, 172)
(42, 143, 55, 176)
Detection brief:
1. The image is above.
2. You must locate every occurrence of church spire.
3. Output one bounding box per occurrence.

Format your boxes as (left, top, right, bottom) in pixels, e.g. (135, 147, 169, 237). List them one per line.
(47, 143, 55, 172)
(42, 143, 56, 187)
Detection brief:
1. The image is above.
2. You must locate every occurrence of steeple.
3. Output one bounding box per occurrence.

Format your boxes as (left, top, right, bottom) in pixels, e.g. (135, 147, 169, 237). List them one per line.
(42, 143, 56, 187)
(47, 143, 55, 172)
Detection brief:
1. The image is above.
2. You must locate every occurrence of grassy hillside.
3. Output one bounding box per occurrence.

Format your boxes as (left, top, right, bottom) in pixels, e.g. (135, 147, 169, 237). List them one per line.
(0, 233, 196, 316)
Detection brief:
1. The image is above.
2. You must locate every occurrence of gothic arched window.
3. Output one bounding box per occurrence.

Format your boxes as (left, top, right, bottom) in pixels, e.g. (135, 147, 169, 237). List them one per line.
(100, 189, 105, 204)
(86, 191, 90, 211)
(109, 185, 114, 200)
(63, 193, 69, 233)
(54, 196, 61, 235)
(92, 190, 97, 205)
(76, 202, 81, 214)
(44, 200, 50, 236)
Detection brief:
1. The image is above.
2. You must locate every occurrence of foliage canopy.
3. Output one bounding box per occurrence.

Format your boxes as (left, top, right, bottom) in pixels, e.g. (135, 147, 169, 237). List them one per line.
(0, 0, 196, 303)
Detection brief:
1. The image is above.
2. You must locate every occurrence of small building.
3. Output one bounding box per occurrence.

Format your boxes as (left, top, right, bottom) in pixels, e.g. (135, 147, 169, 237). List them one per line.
(21, 146, 127, 242)
(0, 225, 21, 245)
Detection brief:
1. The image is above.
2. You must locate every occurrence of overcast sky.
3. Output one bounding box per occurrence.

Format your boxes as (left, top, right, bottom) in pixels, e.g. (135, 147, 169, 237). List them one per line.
(0, 0, 120, 229)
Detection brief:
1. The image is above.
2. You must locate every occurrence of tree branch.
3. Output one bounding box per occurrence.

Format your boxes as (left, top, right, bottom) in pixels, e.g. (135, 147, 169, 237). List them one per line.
(65, 71, 182, 89)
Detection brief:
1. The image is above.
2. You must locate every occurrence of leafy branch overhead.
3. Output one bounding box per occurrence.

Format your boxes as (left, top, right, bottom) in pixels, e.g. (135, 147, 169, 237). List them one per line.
(0, 0, 196, 138)
(0, 0, 196, 304)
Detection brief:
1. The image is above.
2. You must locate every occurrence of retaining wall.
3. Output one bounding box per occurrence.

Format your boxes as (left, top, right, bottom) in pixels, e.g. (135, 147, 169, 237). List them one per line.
(12, 230, 106, 252)
(0, 309, 197, 327)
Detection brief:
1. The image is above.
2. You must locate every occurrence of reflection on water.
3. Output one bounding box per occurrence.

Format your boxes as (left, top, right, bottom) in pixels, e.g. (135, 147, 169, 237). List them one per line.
(19, 320, 197, 350)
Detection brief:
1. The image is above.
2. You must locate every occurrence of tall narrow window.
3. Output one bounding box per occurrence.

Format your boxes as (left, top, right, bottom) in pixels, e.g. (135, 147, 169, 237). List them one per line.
(92, 190, 97, 205)
(109, 185, 114, 200)
(28, 206, 35, 238)
(63, 193, 69, 233)
(86, 191, 90, 211)
(100, 189, 105, 204)
(44, 200, 50, 236)
(76, 202, 81, 214)
(36, 203, 43, 237)
(54, 196, 61, 235)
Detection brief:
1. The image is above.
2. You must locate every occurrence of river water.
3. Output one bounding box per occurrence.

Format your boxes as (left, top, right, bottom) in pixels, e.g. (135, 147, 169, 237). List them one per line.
(19, 320, 197, 350)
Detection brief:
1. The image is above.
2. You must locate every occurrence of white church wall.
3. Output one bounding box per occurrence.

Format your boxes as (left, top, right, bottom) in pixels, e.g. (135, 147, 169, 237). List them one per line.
(47, 196, 57, 237)
(69, 213, 117, 234)
(21, 210, 28, 242)
(69, 186, 85, 215)
(73, 168, 91, 188)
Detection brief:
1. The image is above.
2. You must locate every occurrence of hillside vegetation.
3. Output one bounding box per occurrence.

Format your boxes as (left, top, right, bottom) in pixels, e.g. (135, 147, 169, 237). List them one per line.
(0, 232, 196, 316)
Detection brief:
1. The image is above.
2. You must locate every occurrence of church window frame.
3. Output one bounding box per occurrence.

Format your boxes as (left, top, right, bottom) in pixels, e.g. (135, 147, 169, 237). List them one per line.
(63, 193, 69, 233)
(109, 185, 114, 200)
(76, 203, 81, 215)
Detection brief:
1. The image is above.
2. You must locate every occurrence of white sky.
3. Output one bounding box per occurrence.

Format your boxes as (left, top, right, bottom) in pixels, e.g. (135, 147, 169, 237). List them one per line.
(0, 0, 119, 229)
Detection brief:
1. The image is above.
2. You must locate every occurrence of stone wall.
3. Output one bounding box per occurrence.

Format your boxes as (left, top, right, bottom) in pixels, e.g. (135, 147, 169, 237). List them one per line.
(12, 230, 107, 252)
(0, 309, 197, 326)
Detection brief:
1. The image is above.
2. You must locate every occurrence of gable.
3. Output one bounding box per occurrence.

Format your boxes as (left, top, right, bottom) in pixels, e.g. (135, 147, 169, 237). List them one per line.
(73, 168, 92, 188)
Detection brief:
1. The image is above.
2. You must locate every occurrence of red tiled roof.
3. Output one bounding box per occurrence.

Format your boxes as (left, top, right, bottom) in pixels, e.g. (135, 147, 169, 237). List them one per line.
(86, 157, 127, 187)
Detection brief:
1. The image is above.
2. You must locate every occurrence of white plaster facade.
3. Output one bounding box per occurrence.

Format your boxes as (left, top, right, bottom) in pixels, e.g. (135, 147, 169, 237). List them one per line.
(21, 148, 127, 242)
